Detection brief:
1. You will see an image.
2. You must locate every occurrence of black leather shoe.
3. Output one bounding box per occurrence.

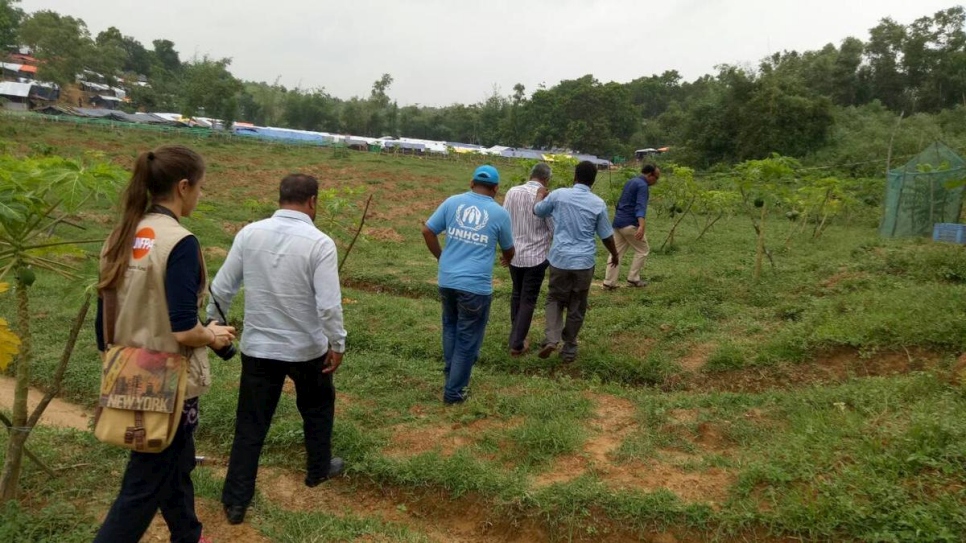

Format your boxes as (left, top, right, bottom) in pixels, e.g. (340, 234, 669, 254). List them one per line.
(223, 504, 246, 525)
(305, 457, 345, 487)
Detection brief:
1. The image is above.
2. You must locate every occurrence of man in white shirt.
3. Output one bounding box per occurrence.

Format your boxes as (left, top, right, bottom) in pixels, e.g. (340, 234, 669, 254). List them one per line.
(502, 163, 554, 356)
(208, 174, 347, 525)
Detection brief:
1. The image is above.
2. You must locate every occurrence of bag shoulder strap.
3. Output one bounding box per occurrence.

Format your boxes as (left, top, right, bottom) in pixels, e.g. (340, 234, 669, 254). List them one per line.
(102, 288, 118, 347)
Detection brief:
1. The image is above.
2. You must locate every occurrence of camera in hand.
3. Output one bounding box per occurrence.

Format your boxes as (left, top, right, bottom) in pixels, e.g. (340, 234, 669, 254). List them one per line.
(207, 289, 236, 360)
(204, 318, 237, 360)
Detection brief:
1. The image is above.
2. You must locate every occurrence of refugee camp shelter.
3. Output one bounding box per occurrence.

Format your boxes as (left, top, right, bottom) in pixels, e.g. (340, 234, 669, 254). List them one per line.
(0, 81, 31, 110)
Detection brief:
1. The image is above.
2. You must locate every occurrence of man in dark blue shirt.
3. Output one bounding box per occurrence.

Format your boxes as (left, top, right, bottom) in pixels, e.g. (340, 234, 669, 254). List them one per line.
(603, 164, 660, 290)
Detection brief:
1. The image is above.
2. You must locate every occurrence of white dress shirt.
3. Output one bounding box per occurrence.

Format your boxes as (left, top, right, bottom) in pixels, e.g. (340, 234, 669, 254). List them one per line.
(503, 180, 553, 267)
(208, 209, 347, 362)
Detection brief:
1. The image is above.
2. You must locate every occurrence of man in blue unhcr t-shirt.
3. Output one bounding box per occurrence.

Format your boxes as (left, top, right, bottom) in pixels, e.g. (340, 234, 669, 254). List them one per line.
(422, 165, 514, 404)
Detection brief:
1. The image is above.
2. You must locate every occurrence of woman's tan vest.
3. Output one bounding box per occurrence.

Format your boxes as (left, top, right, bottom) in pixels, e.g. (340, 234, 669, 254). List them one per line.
(108, 213, 211, 399)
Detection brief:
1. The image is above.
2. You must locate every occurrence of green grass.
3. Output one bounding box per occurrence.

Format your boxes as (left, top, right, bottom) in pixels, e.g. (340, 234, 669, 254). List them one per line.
(3, 116, 966, 541)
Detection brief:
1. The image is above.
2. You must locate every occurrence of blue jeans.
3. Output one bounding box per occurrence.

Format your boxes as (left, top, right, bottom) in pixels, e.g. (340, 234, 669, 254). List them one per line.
(439, 287, 492, 403)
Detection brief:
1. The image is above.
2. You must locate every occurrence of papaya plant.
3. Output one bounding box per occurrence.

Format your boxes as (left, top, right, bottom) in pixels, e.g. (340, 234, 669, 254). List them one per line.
(734, 155, 798, 280)
(785, 176, 858, 244)
(0, 153, 126, 503)
(694, 189, 741, 241)
(654, 166, 698, 252)
(545, 154, 580, 191)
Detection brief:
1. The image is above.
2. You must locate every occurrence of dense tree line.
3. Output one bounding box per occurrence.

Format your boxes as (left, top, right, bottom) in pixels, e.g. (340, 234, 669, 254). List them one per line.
(4, 0, 966, 170)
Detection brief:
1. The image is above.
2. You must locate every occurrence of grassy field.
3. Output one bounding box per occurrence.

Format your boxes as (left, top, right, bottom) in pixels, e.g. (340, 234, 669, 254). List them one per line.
(2, 115, 966, 542)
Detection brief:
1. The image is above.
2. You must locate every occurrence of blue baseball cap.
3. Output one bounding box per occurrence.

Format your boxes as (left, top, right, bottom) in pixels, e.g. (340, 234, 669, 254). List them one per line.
(472, 165, 500, 185)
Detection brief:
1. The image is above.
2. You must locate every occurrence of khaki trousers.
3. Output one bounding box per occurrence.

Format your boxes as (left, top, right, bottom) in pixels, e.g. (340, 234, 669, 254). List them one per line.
(603, 225, 649, 286)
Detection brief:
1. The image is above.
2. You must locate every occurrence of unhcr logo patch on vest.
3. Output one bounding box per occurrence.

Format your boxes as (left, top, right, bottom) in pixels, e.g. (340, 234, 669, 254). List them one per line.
(448, 204, 491, 246)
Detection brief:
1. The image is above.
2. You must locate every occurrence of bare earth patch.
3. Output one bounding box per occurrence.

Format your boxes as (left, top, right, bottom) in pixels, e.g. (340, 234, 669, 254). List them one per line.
(257, 467, 503, 543)
(382, 416, 520, 459)
(685, 347, 944, 394)
(139, 497, 269, 543)
(534, 393, 636, 487)
(607, 462, 735, 507)
(535, 394, 736, 507)
(0, 376, 90, 431)
(221, 221, 246, 236)
(820, 269, 871, 290)
(611, 334, 657, 360)
(678, 343, 715, 372)
(668, 408, 700, 424)
(204, 246, 228, 259)
(365, 226, 405, 243)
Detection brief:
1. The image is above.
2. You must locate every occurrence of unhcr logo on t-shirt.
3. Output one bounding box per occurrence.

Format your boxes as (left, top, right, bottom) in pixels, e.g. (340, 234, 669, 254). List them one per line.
(456, 205, 489, 231)
(448, 204, 491, 245)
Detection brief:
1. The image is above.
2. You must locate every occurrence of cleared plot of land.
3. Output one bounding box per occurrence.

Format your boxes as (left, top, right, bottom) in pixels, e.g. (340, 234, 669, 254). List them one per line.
(1, 119, 965, 542)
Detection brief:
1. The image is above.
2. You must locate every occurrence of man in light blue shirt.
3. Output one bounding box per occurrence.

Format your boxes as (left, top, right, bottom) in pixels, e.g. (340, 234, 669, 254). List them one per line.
(209, 174, 347, 525)
(422, 165, 514, 404)
(533, 161, 619, 363)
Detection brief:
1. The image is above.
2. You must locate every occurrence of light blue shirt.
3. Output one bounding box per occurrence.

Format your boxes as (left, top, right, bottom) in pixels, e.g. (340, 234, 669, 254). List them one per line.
(426, 192, 514, 295)
(208, 209, 347, 362)
(533, 184, 614, 270)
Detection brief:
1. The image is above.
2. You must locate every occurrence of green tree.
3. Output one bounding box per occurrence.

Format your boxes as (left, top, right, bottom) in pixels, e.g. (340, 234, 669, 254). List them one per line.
(17, 10, 92, 85)
(520, 75, 637, 156)
(862, 17, 908, 111)
(478, 87, 508, 147)
(906, 7, 966, 112)
(501, 83, 527, 146)
(340, 97, 368, 135)
(97, 27, 152, 76)
(151, 39, 182, 73)
(367, 73, 394, 137)
(87, 28, 126, 82)
(0, 0, 23, 50)
(283, 89, 339, 132)
(180, 57, 243, 125)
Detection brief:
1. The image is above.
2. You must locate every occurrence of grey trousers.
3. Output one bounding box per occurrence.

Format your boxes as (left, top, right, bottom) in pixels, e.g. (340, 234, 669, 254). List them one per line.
(543, 265, 595, 358)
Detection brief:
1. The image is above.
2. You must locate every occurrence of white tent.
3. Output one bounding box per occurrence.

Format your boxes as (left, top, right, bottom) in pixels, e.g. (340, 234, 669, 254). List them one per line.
(0, 81, 31, 98)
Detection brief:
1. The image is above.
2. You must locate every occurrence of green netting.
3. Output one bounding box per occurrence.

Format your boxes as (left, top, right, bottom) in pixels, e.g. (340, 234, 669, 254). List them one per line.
(879, 142, 966, 238)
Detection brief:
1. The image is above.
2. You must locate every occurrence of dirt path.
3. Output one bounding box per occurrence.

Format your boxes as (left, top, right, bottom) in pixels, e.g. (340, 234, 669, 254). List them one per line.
(140, 497, 269, 543)
(0, 376, 91, 431)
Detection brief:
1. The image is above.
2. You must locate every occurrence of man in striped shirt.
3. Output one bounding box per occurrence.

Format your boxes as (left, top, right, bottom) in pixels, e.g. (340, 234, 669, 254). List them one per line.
(502, 163, 554, 356)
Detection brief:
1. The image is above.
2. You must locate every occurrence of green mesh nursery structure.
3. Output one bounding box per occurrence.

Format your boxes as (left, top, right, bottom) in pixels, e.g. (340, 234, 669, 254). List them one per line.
(879, 142, 966, 238)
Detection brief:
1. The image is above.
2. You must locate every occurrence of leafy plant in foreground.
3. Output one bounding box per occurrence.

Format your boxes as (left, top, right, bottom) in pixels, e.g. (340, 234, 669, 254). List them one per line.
(0, 153, 125, 502)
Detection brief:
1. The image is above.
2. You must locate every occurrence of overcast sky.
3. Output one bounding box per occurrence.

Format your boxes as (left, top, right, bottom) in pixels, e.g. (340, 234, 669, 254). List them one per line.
(19, 0, 962, 106)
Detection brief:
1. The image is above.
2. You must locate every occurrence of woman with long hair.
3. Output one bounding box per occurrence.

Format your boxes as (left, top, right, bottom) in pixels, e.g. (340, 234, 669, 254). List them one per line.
(94, 145, 235, 543)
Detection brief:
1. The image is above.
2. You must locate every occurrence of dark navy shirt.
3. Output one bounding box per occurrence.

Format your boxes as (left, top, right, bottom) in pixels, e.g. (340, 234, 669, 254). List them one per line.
(612, 175, 650, 229)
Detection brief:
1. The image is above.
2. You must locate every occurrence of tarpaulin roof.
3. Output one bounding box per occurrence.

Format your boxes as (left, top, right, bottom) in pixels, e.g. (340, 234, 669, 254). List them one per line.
(0, 81, 31, 98)
(81, 81, 111, 92)
(344, 136, 379, 146)
(382, 140, 426, 151)
(233, 126, 332, 144)
(72, 107, 114, 118)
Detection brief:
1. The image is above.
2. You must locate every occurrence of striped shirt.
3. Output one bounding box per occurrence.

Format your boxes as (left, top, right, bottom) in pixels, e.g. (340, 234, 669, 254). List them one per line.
(502, 180, 553, 268)
(533, 184, 614, 270)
